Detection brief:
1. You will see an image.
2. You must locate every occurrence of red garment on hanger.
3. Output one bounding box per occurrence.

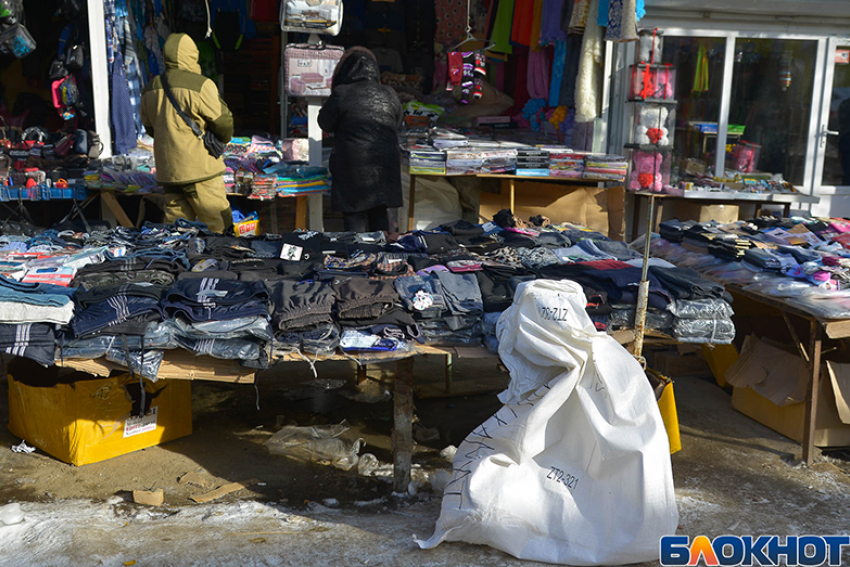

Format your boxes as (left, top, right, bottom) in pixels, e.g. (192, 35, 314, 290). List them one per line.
(511, 0, 535, 46)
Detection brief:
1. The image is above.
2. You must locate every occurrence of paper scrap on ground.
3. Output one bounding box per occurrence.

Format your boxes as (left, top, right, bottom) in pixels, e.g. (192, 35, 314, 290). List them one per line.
(11, 441, 35, 454)
(190, 479, 258, 504)
(178, 472, 213, 489)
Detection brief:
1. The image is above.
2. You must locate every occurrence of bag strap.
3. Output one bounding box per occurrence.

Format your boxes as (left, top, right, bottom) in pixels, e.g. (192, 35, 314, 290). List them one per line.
(161, 72, 204, 140)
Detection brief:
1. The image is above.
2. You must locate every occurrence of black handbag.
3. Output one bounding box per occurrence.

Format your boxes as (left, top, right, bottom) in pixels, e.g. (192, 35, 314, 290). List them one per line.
(161, 72, 226, 160)
(64, 44, 84, 72)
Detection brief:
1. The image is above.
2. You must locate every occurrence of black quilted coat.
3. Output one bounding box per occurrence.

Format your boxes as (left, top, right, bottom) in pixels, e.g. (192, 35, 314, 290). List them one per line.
(318, 49, 403, 214)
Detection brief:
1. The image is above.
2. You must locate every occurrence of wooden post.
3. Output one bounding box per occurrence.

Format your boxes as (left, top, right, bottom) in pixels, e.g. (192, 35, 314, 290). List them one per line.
(407, 174, 417, 232)
(392, 357, 415, 493)
(803, 320, 823, 465)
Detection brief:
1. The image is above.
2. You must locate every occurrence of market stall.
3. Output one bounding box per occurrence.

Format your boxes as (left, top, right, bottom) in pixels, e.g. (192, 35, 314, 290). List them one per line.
(644, 210, 850, 463)
(0, 212, 737, 481)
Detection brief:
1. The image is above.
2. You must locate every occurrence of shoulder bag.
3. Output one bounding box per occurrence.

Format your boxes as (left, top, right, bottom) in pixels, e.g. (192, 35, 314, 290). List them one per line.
(160, 72, 226, 160)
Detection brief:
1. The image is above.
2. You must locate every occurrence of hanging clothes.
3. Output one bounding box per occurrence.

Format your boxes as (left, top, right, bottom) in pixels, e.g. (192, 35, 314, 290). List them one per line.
(489, 0, 516, 54)
(549, 39, 566, 106)
(560, 0, 575, 33)
(506, 45, 530, 117)
(604, 0, 638, 42)
(529, 0, 544, 50)
(527, 49, 550, 99)
(693, 44, 710, 94)
(598, 0, 610, 26)
(568, 0, 592, 35)
(435, 0, 468, 46)
(539, 0, 566, 44)
(574, 0, 603, 123)
(110, 51, 137, 155)
(559, 34, 583, 107)
(511, 0, 535, 47)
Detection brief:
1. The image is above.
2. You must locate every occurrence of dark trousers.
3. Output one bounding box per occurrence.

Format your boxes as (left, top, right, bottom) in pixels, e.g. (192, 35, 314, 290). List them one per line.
(343, 206, 390, 233)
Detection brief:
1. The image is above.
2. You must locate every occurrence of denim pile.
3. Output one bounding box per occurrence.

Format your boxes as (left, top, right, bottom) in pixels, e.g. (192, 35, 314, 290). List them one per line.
(0, 216, 741, 377)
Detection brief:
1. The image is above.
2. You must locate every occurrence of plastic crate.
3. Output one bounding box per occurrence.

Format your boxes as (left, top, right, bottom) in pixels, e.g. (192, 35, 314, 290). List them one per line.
(50, 187, 63, 200)
(8, 188, 19, 200)
(74, 186, 87, 201)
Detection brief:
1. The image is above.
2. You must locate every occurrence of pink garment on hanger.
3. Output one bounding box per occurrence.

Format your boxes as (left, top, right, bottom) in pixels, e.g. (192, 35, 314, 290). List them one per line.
(527, 49, 550, 99)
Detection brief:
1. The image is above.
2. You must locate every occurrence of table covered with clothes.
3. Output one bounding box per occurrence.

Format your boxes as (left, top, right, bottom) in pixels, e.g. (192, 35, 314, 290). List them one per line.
(0, 215, 736, 379)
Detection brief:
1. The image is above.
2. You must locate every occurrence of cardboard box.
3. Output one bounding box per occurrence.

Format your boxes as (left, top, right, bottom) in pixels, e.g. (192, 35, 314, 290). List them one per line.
(674, 202, 741, 224)
(726, 336, 850, 447)
(8, 370, 192, 466)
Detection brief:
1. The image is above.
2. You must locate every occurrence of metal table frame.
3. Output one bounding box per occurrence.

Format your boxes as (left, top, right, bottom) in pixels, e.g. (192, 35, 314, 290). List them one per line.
(630, 190, 821, 242)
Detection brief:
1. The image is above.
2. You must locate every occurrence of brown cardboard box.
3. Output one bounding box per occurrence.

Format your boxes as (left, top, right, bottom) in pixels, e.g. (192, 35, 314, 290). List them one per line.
(726, 336, 850, 447)
(480, 183, 626, 240)
(673, 202, 740, 224)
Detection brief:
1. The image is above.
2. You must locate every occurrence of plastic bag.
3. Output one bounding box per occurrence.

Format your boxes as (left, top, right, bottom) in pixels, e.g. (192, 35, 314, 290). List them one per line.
(672, 318, 735, 344)
(667, 298, 734, 320)
(266, 422, 361, 471)
(280, 0, 343, 36)
(418, 280, 677, 564)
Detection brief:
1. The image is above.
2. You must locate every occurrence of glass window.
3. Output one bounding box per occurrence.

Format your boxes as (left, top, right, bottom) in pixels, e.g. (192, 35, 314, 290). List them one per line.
(823, 47, 850, 187)
(727, 38, 818, 185)
(661, 36, 727, 183)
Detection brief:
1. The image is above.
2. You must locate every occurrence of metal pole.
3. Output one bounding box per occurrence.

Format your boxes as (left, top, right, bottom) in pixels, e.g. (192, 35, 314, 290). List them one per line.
(633, 194, 655, 360)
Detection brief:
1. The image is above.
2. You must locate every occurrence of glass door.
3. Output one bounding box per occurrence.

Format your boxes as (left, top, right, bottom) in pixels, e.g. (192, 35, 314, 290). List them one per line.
(813, 38, 850, 197)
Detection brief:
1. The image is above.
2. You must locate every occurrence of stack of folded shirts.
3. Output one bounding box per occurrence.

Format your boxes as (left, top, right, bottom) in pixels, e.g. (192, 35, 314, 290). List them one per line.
(659, 219, 697, 243)
(430, 128, 468, 150)
(583, 154, 628, 181)
(445, 148, 483, 175)
(249, 175, 277, 201)
(547, 149, 584, 179)
(276, 174, 330, 195)
(408, 146, 446, 175)
(515, 147, 549, 177)
(477, 148, 517, 174)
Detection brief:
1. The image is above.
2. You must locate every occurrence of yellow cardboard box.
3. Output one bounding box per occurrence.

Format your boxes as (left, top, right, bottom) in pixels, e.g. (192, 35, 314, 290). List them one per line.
(8, 372, 192, 466)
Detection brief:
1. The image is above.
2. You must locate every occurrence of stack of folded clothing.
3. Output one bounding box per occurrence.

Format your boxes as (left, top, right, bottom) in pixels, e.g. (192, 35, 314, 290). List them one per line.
(515, 147, 549, 177)
(0, 276, 76, 327)
(659, 219, 697, 243)
(0, 323, 59, 366)
(164, 278, 272, 368)
(583, 154, 628, 181)
(249, 175, 277, 201)
(408, 146, 447, 175)
(268, 280, 337, 356)
(546, 148, 584, 179)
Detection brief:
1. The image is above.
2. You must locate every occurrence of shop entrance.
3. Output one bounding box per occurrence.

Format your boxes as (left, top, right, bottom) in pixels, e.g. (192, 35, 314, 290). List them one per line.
(812, 38, 850, 213)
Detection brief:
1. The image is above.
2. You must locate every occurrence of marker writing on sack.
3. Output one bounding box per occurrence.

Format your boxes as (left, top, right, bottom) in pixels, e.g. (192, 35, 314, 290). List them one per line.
(546, 467, 579, 491)
(539, 306, 571, 322)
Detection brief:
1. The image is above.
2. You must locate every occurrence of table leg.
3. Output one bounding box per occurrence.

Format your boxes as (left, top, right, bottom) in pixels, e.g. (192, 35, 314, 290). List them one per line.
(653, 199, 664, 233)
(783, 203, 791, 219)
(445, 354, 453, 394)
(392, 357, 415, 492)
(295, 196, 307, 230)
(100, 191, 135, 228)
(408, 175, 417, 232)
(803, 320, 823, 465)
(631, 194, 642, 242)
(356, 363, 368, 385)
(509, 178, 516, 213)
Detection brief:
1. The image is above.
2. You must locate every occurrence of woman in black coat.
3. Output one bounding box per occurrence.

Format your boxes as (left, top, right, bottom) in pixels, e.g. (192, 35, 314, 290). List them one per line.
(318, 47, 403, 233)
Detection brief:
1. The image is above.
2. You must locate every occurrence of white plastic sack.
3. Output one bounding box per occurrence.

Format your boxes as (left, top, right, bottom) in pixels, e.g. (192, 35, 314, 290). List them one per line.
(417, 279, 678, 565)
(400, 171, 462, 231)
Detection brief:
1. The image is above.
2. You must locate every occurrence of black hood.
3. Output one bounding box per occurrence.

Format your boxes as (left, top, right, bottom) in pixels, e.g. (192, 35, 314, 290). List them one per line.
(333, 51, 380, 88)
